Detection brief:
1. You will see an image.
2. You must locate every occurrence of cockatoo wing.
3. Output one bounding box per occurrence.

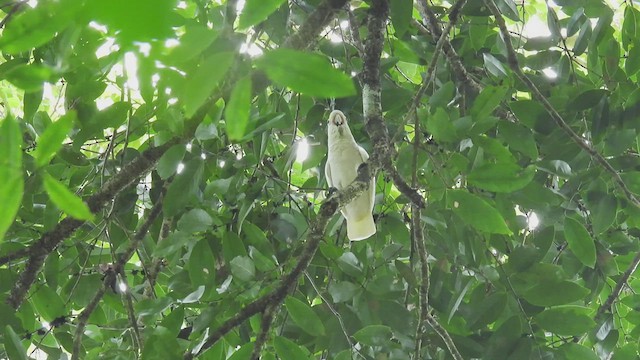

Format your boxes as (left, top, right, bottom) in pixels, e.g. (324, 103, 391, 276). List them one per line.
(324, 160, 333, 188)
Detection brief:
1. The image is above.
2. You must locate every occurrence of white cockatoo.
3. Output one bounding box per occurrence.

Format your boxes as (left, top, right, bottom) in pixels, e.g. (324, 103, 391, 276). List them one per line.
(325, 110, 376, 241)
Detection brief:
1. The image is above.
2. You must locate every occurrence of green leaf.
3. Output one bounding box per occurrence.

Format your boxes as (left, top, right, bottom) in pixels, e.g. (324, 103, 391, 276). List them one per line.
(564, 217, 596, 268)
(165, 25, 218, 64)
(31, 285, 66, 322)
(567, 89, 608, 112)
(23, 87, 43, 121)
(535, 306, 596, 336)
(3, 63, 53, 92)
(522, 281, 590, 307)
(589, 193, 617, 235)
(425, 108, 457, 142)
(0, 116, 23, 243)
(0, 0, 81, 54)
(482, 53, 508, 78)
(390, 0, 413, 37)
(625, 40, 640, 77)
(498, 121, 538, 159)
(470, 85, 509, 120)
(181, 52, 235, 118)
(328, 281, 360, 303)
(429, 81, 456, 108)
(336, 252, 363, 277)
(87, 0, 177, 44)
(189, 239, 216, 286)
(274, 336, 309, 360)
(156, 144, 186, 179)
(573, 21, 592, 56)
(353, 325, 393, 347)
(227, 343, 254, 360)
(141, 326, 182, 360)
(225, 75, 252, 141)
(256, 49, 356, 98)
(230, 256, 255, 282)
(177, 209, 213, 233)
(448, 190, 512, 234)
(238, 0, 287, 29)
(468, 163, 535, 193)
(33, 112, 75, 167)
(4, 325, 27, 360)
(43, 174, 94, 221)
(163, 158, 204, 216)
(285, 297, 326, 336)
(556, 343, 599, 360)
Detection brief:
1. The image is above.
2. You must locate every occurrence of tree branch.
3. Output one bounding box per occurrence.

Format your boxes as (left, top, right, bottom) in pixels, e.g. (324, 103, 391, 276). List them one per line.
(483, 0, 640, 209)
(425, 313, 463, 360)
(250, 304, 278, 360)
(7, 141, 176, 309)
(284, 0, 349, 49)
(72, 199, 164, 360)
(597, 251, 640, 318)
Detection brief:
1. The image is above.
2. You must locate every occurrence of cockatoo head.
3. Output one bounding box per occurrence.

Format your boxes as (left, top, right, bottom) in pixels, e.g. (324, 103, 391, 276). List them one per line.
(327, 110, 353, 139)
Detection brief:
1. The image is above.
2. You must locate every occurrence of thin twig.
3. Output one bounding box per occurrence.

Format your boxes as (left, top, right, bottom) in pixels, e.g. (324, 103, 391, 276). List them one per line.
(425, 313, 463, 360)
(597, 251, 640, 318)
(71, 199, 163, 360)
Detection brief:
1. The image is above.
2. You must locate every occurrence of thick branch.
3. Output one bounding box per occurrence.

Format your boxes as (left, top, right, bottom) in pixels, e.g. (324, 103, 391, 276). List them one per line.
(414, 1, 482, 93)
(360, 0, 425, 208)
(284, 0, 349, 49)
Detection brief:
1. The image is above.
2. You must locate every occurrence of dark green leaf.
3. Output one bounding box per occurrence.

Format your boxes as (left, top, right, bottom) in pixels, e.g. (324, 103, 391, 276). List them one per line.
(230, 256, 255, 282)
(353, 325, 393, 347)
(31, 285, 65, 322)
(0, 0, 81, 54)
(256, 49, 356, 98)
(4, 325, 27, 360)
(177, 209, 213, 233)
(625, 40, 640, 77)
(522, 281, 590, 306)
(535, 306, 596, 336)
(573, 21, 592, 56)
(0, 116, 23, 243)
(483, 53, 508, 78)
(163, 158, 204, 216)
(429, 81, 456, 108)
(274, 336, 309, 360)
(181, 52, 235, 118)
(285, 296, 326, 336)
(328, 281, 360, 303)
(556, 343, 599, 360)
(468, 163, 535, 193)
(156, 144, 186, 179)
(43, 174, 94, 221)
(470, 85, 509, 120)
(567, 89, 608, 112)
(239, 0, 287, 29)
(390, 0, 413, 36)
(225, 75, 252, 141)
(33, 112, 75, 167)
(564, 217, 596, 268)
(448, 190, 512, 234)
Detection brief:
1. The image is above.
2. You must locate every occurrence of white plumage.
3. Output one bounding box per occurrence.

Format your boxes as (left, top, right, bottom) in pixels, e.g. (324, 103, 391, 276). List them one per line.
(325, 110, 376, 241)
